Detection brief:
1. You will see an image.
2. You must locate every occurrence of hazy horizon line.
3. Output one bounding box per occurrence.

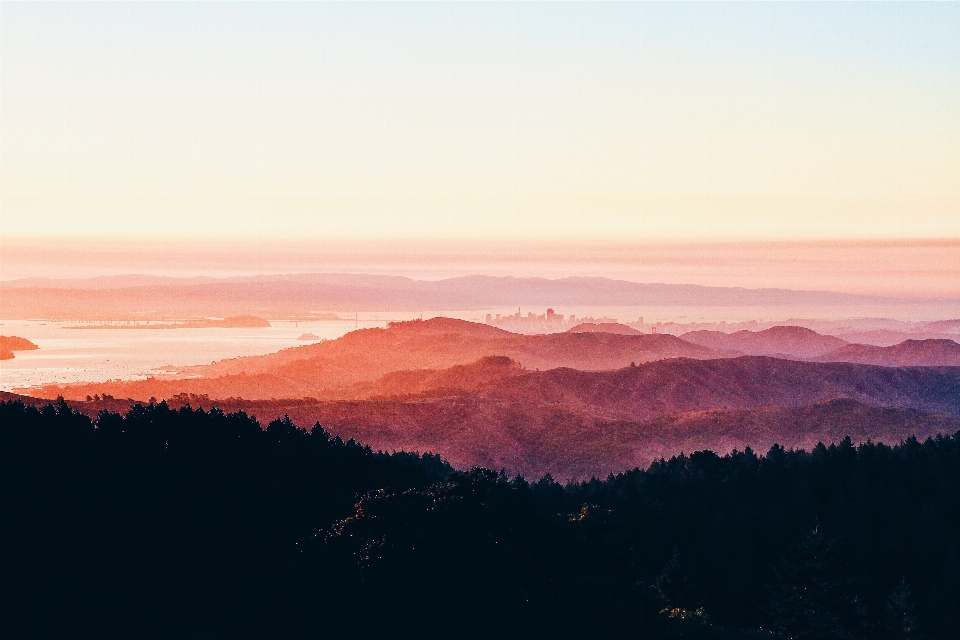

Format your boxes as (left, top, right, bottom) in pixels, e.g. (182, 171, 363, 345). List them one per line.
(5, 236, 960, 246)
(4, 271, 960, 307)
(3, 237, 959, 299)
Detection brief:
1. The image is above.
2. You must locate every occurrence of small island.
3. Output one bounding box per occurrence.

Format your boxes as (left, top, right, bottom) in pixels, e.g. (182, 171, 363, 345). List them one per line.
(0, 336, 39, 360)
(297, 333, 321, 341)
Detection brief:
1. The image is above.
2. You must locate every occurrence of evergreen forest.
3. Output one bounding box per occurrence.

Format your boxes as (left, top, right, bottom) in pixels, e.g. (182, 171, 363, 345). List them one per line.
(2, 399, 958, 639)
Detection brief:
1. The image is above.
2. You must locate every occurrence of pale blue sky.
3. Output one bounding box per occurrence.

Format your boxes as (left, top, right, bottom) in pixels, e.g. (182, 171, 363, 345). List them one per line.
(2, 1, 958, 240)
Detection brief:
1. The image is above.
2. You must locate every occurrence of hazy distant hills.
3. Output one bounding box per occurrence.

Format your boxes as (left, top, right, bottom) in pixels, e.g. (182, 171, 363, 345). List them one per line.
(335, 355, 526, 401)
(832, 329, 957, 347)
(818, 339, 960, 367)
(8, 379, 960, 481)
(0, 273, 901, 319)
(28, 318, 724, 401)
(517, 357, 960, 416)
(2, 275, 222, 289)
(422, 275, 888, 306)
(27, 318, 960, 404)
(680, 325, 848, 359)
(18, 317, 960, 479)
(262, 396, 960, 479)
(567, 322, 642, 335)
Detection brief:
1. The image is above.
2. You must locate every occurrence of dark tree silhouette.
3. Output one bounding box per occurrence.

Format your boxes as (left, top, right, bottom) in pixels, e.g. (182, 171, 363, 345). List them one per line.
(882, 578, 924, 640)
(770, 523, 864, 640)
(3, 399, 960, 639)
(655, 548, 700, 612)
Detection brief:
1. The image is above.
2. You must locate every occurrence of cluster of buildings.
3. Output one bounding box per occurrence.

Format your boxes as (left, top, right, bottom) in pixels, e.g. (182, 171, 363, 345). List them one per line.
(480, 310, 753, 336)
(485, 309, 629, 334)
(480, 311, 941, 339)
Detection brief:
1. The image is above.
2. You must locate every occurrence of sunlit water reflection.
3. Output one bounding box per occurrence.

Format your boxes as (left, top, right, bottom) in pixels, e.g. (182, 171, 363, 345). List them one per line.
(0, 319, 388, 391)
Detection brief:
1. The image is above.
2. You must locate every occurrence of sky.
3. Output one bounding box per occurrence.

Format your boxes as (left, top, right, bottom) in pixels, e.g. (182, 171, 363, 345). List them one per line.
(2, 1, 958, 243)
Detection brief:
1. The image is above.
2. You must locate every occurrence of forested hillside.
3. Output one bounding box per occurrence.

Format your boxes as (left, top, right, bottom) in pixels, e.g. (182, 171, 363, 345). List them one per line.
(2, 400, 958, 638)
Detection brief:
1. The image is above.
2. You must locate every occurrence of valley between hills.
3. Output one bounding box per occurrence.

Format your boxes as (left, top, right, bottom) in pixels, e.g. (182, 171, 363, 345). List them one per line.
(16, 317, 960, 479)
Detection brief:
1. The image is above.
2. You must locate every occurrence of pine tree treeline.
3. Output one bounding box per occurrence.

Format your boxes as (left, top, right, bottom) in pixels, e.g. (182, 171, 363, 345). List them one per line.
(2, 400, 959, 639)
(0, 399, 448, 639)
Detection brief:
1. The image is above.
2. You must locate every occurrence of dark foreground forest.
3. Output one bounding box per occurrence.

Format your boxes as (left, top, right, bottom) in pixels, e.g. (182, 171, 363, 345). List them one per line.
(2, 400, 958, 639)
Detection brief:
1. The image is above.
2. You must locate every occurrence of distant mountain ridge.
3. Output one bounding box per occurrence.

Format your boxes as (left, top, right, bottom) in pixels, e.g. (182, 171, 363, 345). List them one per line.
(567, 322, 642, 335)
(284, 396, 960, 479)
(833, 329, 960, 347)
(25, 319, 960, 401)
(479, 356, 960, 420)
(16, 317, 960, 479)
(11, 384, 960, 480)
(681, 326, 848, 359)
(26, 318, 725, 401)
(0, 273, 906, 320)
(819, 339, 960, 367)
(336, 355, 526, 400)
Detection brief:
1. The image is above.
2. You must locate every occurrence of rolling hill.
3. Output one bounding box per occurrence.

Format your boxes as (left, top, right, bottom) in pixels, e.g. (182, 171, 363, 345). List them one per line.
(18, 354, 960, 479)
(680, 326, 847, 359)
(279, 397, 960, 479)
(818, 339, 960, 367)
(566, 322, 643, 335)
(26, 318, 724, 401)
(11, 387, 958, 481)
(16, 317, 960, 479)
(478, 356, 960, 420)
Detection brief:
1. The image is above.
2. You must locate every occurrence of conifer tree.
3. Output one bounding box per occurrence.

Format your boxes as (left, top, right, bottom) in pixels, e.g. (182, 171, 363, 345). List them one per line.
(655, 547, 699, 612)
(769, 523, 864, 640)
(882, 578, 923, 640)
